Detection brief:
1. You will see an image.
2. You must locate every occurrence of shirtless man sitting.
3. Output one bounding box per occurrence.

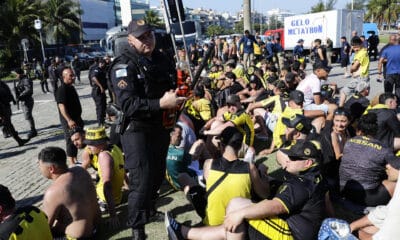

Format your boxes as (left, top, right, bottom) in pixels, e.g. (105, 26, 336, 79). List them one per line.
(38, 146, 100, 239)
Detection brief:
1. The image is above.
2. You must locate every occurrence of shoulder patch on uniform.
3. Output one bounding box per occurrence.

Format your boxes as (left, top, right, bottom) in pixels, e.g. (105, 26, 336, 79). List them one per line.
(115, 68, 128, 78)
(117, 79, 128, 89)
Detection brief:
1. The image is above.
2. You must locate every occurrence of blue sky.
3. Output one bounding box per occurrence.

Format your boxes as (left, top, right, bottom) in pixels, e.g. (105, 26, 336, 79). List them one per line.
(150, 0, 350, 14)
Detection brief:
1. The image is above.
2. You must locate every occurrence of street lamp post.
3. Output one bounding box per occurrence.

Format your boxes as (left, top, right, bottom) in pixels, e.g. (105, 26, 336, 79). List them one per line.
(34, 19, 46, 62)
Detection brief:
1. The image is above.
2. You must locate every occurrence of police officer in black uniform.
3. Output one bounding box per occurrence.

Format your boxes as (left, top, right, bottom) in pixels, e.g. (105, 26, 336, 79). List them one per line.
(111, 19, 185, 239)
(0, 79, 29, 146)
(15, 68, 37, 138)
(90, 58, 107, 126)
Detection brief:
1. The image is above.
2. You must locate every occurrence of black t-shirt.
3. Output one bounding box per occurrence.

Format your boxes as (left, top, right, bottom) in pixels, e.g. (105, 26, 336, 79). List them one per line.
(56, 84, 82, 124)
(344, 94, 369, 121)
(275, 166, 327, 240)
(368, 107, 400, 150)
(228, 82, 244, 94)
(91, 66, 107, 89)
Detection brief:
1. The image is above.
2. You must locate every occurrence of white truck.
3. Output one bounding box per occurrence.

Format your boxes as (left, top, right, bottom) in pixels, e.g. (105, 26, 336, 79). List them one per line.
(284, 9, 364, 51)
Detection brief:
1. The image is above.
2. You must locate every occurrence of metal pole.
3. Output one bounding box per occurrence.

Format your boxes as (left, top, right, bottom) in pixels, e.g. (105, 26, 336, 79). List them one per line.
(174, 0, 194, 82)
(39, 30, 46, 62)
(161, 0, 179, 60)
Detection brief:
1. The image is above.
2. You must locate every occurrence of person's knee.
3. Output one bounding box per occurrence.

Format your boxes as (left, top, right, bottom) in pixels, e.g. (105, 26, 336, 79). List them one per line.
(226, 197, 251, 214)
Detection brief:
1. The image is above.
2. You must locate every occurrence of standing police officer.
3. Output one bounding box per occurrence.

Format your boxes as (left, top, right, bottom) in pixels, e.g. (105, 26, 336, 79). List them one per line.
(0, 79, 29, 146)
(111, 19, 185, 239)
(15, 68, 37, 138)
(90, 58, 107, 126)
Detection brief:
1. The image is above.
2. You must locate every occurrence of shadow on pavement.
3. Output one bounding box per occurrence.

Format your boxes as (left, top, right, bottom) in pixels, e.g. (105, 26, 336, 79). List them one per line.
(16, 194, 44, 207)
(0, 146, 36, 159)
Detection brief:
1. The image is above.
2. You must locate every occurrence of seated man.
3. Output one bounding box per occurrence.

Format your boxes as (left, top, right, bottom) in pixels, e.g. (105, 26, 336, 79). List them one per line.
(38, 146, 100, 239)
(364, 93, 400, 152)
(166, 124, 202, 191)
(203, 94, 255, 158)
(82, 127, 125, 227)
(165, 139, 328, 240)
(0, 184, 52, 240)
(350, 156, 400, 239)
(339, 113, 397, 207)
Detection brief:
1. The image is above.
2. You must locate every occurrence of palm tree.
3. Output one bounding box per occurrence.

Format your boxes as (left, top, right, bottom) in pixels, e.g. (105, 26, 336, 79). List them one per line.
(41, 0, 82, 46)
(0, 0, 43, 69)
(365, 0, 400, 29)
(345, 0, 366, 10)
(310, 0, 337, 13)
(144, 9, 163, 28)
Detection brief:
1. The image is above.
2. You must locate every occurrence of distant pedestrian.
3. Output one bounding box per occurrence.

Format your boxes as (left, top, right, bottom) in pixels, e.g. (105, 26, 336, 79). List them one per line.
(326, 37, 333, 66)
(90, 58, 107, 126)
(340, 36, 351, 77)
(71, 54, 82, 84)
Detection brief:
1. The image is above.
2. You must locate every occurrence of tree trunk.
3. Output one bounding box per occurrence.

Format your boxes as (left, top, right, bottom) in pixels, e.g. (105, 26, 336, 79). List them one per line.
(243, 0, 251, 33)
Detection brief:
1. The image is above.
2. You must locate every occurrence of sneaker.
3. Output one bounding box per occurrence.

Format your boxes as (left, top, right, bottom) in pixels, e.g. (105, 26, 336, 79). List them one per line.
(164, 212, 184, 240)
(98, 200, 108, 213)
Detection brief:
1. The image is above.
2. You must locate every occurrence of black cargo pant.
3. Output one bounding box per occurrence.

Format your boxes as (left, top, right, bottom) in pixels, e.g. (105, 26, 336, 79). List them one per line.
(121, 124, 169, 230)
(91, 87, 106, 126)
(384, 73, 400, 104)
(0, 102, 22, 143)
(21, 97, 35, 131)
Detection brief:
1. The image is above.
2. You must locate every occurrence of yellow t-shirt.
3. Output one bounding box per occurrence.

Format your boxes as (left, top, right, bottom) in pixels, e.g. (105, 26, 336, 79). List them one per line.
(273, 107, 304, 148)
(254, 42, 262, 55)
(203, 158, 251, 226)
(86, 145, 125, 205)
(223, 110, 255, 146)
(353, 48, 370, 78)
(7, 206, 52, 240)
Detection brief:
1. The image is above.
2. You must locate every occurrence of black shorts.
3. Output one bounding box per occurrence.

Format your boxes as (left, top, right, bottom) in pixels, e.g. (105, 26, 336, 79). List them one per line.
(341, 56, 349, 68)
(342, 184, 392, 207)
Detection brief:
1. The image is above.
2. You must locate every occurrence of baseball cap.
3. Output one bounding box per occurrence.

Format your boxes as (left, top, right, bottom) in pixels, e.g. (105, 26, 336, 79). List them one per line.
(289, 90, 304, 104)
(313, 62, 332, 73)
(387, 156, 400, 170)
(217, 127, 243, 146)
(282, 114, 312, 134)
(127, 19, 153, 37)
(297, 39, 304, 43)
(285, 72, 296, 83)
(83, 126, 109, 145)
(280, 139, 321, 160)
(226, 94, 240, 105)
(356, 81, 370, 93)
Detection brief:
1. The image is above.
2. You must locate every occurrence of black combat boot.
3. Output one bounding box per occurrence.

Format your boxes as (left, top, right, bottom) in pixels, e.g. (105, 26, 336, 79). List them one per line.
(16, 137, 29, 146)
(28, 119, 37, 138)
(132, 228, 146, 240)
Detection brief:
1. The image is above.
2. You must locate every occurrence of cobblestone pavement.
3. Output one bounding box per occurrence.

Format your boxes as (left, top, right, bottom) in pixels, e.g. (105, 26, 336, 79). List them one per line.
(0, 71, 96, 207)
(0, 60, 383, 238)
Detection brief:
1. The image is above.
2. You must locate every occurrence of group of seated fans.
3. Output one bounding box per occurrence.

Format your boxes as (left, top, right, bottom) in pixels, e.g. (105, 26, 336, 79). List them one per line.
(164, 54, 400, 240)
(2, 54, 400, 240)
